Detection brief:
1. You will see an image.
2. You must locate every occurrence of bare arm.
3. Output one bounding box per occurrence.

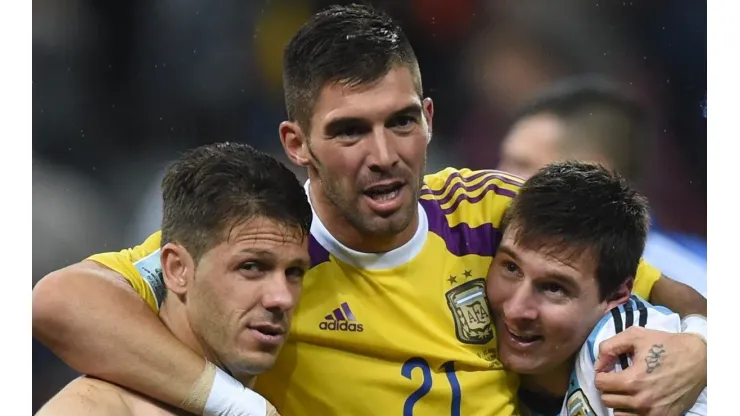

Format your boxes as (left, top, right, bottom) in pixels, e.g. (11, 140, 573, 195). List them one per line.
(32, 261, 205, 410)
(649, 275, 707, 317)
(36, 377, 132, 416)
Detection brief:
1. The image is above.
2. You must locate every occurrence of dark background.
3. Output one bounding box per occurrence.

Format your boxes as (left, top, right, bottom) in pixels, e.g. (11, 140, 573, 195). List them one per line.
(32, 0, 706, 411)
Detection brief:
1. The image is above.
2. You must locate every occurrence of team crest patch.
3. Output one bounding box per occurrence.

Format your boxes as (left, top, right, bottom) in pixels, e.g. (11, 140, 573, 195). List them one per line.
(133, 248, 166, 309)
(566, 389, 596, 416)
(445, 278, 494, 344)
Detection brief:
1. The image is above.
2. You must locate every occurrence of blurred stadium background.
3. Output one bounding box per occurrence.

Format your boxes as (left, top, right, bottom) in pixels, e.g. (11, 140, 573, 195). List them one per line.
(33, 0, 706, 411)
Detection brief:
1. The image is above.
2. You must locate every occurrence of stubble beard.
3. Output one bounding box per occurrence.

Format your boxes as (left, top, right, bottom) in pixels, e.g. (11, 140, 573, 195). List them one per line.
(309, 143, 427, 242)
(320, 166, 425, 240)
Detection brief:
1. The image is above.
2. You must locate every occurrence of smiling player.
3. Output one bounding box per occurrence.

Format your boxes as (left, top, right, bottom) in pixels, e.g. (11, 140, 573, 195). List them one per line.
(33, 5, 708, 416)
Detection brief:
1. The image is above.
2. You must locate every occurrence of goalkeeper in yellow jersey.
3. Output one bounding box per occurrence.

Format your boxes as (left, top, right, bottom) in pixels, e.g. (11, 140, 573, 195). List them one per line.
(34, 4, 706, 416)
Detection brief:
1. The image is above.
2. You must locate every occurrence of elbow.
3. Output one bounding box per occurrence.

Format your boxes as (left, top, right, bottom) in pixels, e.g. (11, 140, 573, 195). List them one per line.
(651, 275, 707, 317)
(32, 267, 77, 344)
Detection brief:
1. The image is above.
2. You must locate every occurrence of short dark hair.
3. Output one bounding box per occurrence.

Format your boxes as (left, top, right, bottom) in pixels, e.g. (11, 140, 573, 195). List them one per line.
(161, 142, 312, 261)
(501, 161, 650, 300)
(514, 76, 650, 182)
(282, 3, 422, 130)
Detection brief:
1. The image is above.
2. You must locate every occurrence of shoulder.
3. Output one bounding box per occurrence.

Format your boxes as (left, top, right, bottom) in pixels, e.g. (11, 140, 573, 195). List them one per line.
(585, 295, 680, 365)
(418, 169, 523, 258)
(421, 168, 523, 227)
(37, 377, 132, 416)
(422, 168, 523, 199)
(87, 231, 162, 267)
(419, 168, 524, 258)
(85, 231, 165, 312)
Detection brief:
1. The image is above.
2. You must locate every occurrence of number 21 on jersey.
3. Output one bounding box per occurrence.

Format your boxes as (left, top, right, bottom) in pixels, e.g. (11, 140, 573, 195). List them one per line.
(402, 357, 461, 416)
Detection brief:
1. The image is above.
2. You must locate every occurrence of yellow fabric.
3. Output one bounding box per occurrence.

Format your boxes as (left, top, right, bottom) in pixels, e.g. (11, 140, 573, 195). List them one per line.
(88, 169, 662, 416)
(87, 231, 164, 312)
(633, 259, 662, 300)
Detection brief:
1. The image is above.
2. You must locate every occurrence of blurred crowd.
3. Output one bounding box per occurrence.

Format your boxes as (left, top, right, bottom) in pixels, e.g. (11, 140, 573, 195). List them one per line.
(32, 0, 706, 411)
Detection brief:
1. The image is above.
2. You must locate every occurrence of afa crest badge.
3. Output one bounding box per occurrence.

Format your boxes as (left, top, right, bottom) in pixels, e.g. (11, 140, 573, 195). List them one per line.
(566, 389, 596, 416)
(445, 278, 494, 344)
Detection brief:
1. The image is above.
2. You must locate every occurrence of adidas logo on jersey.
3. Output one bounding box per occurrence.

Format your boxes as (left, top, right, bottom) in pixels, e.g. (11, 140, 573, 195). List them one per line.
(319, 302, 364, 332)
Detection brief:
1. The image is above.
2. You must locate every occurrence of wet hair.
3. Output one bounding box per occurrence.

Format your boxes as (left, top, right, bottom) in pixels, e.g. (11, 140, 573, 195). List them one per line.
(282, 3, 422, 131)
(160, 142, 312, 261)
(501, 161, 650, 300)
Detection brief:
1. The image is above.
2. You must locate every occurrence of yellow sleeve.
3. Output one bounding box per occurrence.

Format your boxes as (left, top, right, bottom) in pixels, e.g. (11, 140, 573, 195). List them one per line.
(421, 168, 523, 229)
(86, 231, 164, 314)
(633, 259, 662, 300)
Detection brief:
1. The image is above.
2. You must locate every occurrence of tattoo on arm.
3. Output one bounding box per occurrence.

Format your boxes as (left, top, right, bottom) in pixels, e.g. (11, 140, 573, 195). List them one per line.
(645, 344, 665, 374)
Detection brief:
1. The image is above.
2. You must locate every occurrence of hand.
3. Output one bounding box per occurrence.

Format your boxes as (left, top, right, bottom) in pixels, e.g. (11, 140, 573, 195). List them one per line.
(593, 326, 706, 416)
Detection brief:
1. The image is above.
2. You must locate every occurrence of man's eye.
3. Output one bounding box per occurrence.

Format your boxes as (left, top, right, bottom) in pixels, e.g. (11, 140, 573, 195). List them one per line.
(335, 125, 368, 138)
(541, 283, 568, 298)
(392, 115, 417, 129)
(286, 267, 306, 281)
(503, 261, 518, 274)
(240, 262, 262, 272)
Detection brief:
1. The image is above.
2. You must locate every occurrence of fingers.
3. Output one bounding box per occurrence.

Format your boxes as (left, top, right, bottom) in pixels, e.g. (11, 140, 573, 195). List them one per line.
(601, 392, 652, 415)
(594, 352, 618, 373)
(594, 326, 644, 371)
(596, 329, 705, 416)
(594, 368, 638, 394)
(613, 411, 640, 416)
(600, 393, 636, 410)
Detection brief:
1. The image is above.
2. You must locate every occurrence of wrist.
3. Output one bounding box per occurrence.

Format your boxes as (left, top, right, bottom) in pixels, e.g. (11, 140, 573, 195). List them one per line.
(681, 315, 707, 388)
(181, 360, 217, 414)
(681, 314, 707, 344)
(204, 366, 267, 416)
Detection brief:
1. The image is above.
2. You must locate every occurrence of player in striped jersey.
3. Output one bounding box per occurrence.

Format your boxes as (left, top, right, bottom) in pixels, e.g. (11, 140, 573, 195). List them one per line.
(33, 4, 707, 416)
(486, 161, 706, 416)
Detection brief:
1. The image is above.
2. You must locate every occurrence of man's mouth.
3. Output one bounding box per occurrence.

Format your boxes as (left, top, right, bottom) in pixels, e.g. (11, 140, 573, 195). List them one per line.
(506, 326, 543, 344)
(499, 320, 544, 349)
(363, 181, 404, 201)
(249, 323, 284, 336)
(247, 323, 286, 346)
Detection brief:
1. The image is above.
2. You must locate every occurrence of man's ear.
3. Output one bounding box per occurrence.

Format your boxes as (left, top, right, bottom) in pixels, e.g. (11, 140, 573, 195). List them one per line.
(279, 121, 311, 167)
(422, 97, 434, 143)
(605, 278, 634, 311)
(160, 242, 195, 296)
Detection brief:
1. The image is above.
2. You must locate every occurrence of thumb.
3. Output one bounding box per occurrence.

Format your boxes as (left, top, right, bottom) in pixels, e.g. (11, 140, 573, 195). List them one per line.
(594, 329, 639, 372)
(594, 352, 618, 373)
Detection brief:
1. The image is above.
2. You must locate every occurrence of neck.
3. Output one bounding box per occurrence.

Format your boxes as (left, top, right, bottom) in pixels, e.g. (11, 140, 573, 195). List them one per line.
(308, 178, 418, 253)
(519, 357, 574, 399)
(159, 298, 256, 388)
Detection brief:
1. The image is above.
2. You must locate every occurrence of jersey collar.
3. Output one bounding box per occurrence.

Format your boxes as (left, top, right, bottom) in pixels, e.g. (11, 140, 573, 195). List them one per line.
(304, 180, 428, 270)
